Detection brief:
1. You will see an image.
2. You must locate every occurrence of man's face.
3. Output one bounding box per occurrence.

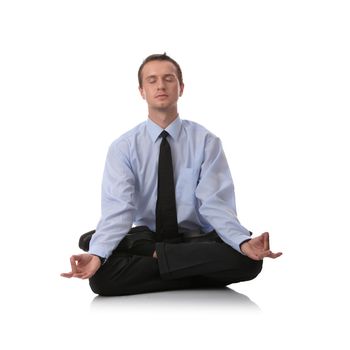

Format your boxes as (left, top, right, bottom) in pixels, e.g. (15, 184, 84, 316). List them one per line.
(139, 60, 184, 112)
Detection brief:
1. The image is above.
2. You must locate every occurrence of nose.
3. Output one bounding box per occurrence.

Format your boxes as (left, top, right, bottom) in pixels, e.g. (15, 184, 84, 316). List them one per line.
(157, 79, 165, 90)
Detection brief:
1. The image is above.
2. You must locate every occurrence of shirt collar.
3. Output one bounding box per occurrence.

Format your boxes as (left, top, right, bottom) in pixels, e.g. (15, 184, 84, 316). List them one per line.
(147, 116, 182, 143)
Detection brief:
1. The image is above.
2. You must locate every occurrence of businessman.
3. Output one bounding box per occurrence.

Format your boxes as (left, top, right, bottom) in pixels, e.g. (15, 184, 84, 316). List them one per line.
(61, 53, 282, 296)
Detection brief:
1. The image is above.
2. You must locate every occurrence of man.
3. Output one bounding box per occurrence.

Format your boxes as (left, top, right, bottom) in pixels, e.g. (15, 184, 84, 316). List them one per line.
(61, 53, 282, 296)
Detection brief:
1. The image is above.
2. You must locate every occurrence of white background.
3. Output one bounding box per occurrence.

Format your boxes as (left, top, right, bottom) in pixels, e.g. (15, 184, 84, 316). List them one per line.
(1, 0, 349, 349)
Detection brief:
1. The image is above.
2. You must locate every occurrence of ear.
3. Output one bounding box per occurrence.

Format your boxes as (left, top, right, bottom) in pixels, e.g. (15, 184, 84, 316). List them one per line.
(139, 86, 146, 99)
(179, 83, 185, 97)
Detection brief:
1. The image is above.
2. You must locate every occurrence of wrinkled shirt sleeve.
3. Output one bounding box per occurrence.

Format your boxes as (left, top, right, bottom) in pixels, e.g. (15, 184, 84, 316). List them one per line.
(195, 136, 251, 253)
(88, 139, 136, 259)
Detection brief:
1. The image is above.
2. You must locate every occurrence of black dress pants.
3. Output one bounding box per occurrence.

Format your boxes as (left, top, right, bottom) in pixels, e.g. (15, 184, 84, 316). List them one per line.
(89, 227, 263, 296)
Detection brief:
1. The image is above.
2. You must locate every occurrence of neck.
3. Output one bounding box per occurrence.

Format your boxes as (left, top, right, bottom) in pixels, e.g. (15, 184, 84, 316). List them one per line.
(148, 107, 178, 129)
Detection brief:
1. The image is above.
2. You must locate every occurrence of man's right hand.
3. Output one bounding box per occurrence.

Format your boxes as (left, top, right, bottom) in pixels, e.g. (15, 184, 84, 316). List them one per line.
(61, 254, 101, 279)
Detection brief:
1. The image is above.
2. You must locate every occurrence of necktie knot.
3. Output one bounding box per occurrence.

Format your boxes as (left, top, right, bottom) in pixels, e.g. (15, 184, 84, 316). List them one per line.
(160, 130, 169, 139)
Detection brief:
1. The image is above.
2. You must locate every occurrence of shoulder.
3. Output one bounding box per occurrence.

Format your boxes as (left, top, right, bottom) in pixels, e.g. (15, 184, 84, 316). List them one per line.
(181, 119, 220, 144)
(107, 121, 147, 156)
(109, 121, 147, 147)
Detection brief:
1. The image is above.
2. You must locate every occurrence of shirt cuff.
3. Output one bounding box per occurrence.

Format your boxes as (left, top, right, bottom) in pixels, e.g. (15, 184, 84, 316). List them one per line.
(88, 246, 109, 260)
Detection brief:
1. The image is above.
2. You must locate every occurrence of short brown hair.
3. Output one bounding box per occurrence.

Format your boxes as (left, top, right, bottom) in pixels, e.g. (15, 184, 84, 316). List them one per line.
(138, 53, 183, 88)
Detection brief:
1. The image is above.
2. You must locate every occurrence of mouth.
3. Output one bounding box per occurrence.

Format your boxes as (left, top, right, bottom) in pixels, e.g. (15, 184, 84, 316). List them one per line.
(155, 94, 168, 99)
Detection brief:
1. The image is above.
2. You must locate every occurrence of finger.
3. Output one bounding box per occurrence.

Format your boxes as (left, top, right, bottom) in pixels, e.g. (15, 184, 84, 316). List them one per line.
(70, 256, 78, 273)
(63, 271, 87, 279)
(258, 249, 274, 259)
(73, 254, 84, 262)
(268, 251, 283, 259)
(258, 251, 269, 260)
(77, 271, 94, 279)
(60, 272, 73, 278)
(263, 232, 270, 251)
(262, 250, 282, 259)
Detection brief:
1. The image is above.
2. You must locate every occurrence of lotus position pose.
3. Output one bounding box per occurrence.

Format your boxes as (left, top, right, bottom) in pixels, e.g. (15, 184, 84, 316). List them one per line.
(61, 53, 282, 296)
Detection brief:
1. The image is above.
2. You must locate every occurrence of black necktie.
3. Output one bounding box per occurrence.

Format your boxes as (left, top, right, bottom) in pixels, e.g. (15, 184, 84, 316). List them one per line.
(156, 130, 179, 242)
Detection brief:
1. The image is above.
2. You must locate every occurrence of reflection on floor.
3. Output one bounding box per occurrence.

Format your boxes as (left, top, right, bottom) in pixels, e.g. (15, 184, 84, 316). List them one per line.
(90, 286, 260, 312)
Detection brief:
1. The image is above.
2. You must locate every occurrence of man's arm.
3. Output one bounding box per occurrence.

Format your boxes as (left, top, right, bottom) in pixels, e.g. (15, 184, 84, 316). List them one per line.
(88, 138, 136, 260)
(195, 136, 252, 252)
(61, 138, 136, 279)
(195, 135, 281, 258)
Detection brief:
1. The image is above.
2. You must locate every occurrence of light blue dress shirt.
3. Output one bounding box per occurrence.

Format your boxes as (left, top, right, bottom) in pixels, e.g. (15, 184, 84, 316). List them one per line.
(89, 116, 251, 259)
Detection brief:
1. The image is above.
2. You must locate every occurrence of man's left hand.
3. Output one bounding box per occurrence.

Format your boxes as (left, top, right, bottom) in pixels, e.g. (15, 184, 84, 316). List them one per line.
(240, 232, 282, 260)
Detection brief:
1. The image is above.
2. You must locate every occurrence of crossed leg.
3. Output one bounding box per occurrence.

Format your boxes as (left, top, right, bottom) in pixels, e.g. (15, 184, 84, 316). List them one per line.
(89, 242, 263, 296)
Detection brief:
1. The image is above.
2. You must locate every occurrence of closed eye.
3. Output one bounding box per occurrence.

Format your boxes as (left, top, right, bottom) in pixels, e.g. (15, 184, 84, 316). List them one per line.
(146, 77, 157, 84)
(164, 75, 175, 82)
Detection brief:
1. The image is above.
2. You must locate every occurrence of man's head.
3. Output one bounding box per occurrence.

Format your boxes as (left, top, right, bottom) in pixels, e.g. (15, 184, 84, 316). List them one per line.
(138, 53, 184, 118)
(138, 53, 183, 89)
